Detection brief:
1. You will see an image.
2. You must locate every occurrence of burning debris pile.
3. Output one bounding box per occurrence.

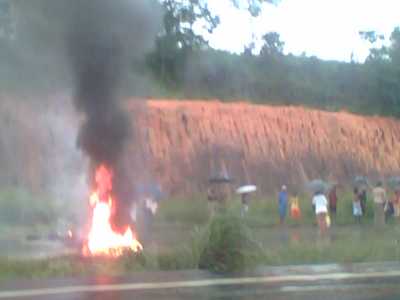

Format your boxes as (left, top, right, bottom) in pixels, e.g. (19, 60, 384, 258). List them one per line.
(63, 0, 162, 255)
(83, 165, 142, 256)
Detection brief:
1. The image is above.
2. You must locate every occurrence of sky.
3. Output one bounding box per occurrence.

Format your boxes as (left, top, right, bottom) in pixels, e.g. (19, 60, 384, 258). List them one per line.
(202, 0, 400, 62)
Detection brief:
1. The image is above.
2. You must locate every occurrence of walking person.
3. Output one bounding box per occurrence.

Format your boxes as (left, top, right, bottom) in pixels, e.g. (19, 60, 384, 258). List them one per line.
(241, 193, 249, 218)
(278, 185, 288, 225)
(290, 191, 302, 220)
(312, 190, 328, 239)
(143, 194, 158, 233)
(372, 181, 387, 230)
(353, 187, 362, 223)
(328, 187, 338, 217)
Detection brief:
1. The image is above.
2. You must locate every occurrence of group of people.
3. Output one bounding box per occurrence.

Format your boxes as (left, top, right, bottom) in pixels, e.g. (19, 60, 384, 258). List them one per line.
(130, 195, 158, 229)
(206, 180, 400, 237)
(278, 185, 302, 224)
(278, 181, 400, 238)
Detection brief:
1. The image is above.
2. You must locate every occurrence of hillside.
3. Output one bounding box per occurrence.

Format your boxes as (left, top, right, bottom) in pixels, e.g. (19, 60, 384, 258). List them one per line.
(1, 95, 400, 197)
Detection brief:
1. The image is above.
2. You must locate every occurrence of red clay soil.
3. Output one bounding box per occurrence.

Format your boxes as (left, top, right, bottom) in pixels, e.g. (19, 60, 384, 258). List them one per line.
(1, 95, 400, 196)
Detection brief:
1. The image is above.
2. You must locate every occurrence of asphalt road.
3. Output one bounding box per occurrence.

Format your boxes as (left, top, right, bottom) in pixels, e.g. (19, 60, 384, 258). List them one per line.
(1, 262, 400, 300)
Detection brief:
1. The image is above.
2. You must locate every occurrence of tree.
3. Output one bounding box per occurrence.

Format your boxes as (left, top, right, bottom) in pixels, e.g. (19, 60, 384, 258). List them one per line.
(147, 0, 220, 87)
(361, 27, 400, 116)
(230, 0, 280, 17)
(260, 31, 284, 56)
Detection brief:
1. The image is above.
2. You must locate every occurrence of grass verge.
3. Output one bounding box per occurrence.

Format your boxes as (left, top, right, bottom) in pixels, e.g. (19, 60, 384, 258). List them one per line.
(1, 213, 399, 279)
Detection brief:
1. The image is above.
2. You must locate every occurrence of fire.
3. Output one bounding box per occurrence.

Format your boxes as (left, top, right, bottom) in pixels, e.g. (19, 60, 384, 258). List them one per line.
(68, 230, 73, 238)
(83, 165, 142, 256)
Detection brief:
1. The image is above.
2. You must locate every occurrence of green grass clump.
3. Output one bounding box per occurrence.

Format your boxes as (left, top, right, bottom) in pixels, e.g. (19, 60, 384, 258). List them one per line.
(197, 213, 260, 274)
(0, 255, 87, 279)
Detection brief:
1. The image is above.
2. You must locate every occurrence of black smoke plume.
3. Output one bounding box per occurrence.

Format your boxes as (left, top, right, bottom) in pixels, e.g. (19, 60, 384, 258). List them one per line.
(65, 0, 162, 231)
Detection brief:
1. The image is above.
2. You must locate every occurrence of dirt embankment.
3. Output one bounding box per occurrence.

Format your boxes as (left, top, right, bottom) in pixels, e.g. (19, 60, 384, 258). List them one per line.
(1, 95, 400, 196)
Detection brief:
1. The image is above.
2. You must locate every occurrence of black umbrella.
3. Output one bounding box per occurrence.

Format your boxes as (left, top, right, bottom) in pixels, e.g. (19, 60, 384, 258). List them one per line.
(305, 179, 331, 193)
(209, 172, 235, 184)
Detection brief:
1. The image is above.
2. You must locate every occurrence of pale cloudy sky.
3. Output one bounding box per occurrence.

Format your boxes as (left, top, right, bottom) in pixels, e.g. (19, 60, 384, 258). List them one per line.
(202, 0, 400, 62)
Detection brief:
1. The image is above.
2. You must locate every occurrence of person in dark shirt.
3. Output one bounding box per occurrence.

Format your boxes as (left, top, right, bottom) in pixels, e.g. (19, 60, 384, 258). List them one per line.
(207, 187, 216, 216)
(359, 187, 367, 216)
(329, 187, 338, 216)
(278, 185, 288, 225)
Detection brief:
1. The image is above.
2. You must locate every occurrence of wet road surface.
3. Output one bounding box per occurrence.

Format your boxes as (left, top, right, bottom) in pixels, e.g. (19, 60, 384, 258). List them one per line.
(1, 262, 400, 300)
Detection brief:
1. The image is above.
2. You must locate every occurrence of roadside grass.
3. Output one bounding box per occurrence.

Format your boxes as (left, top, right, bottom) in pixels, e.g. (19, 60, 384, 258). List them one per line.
(262, 232, 400, 265)
(1, 213, 399, 279)
(0, 186, 398, 279)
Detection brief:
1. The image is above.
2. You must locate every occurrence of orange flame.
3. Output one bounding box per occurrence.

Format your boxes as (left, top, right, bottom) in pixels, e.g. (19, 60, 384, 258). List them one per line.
(68, 230, 73, 238)
(83, 165, 142, 256)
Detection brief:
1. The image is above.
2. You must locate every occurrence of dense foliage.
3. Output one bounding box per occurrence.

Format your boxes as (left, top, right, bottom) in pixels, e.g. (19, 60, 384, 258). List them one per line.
(143, 0, 400, 117)
(0, 1, 399, 117)
(146, 2, 400, 117)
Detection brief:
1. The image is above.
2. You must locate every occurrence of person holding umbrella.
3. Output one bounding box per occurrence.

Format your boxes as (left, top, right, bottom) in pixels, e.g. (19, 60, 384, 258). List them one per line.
(359, 187, 367, 216)
(236, 184, 257, 219)
(312, 190, 329, 239)
(278, 185, 288, 225)
(353, 187, 362, 224)
(207, 186, 216, 216)
(209, 172, 234, 214)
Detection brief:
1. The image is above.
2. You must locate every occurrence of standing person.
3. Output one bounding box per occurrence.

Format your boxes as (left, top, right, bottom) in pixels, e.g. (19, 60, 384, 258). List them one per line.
(207, 186, 216, 216)
(372, 181, 387, 230)
(385, 194, 395, 223)
(328, 187, 338, 217)
(290, 191, 302, 220)
(144, 195, 157, 230)
(241, 193, 249, 218)
(353, 187, 362, 223)
(218, 185, 227, 214)
(130, 201, 138, 224)
(278, 185, 288, 225)
(312, 190, 328, 239)
(393, 190, 400, 218)
(359, 187, 367, 216)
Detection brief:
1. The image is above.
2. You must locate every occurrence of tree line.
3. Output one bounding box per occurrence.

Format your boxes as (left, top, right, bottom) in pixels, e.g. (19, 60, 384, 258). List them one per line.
(144, 0, 400, 118)
(0, 0, 399, 118)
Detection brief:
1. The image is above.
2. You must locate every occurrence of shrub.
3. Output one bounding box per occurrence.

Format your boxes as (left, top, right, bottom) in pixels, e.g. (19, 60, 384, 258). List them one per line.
(198, 213, 260, 275)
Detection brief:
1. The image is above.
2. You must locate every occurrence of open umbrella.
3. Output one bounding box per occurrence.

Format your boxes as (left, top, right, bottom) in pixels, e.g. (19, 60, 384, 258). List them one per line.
(209, 172, 235, 184)
(136, 185, 165, 200)
(387, 176, 400, 187)
(236, 184, 257, 194)
(352, 176, 370, 187)
(306, 179, 331, 193)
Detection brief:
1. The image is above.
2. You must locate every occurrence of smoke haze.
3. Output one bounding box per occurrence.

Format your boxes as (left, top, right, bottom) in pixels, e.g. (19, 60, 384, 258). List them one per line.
(65, 0, 162, 231)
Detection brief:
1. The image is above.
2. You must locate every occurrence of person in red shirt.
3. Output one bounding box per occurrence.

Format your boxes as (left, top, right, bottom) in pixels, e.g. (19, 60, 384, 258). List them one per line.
(329, 187, 338, 217)
(393, 190, 399, 217)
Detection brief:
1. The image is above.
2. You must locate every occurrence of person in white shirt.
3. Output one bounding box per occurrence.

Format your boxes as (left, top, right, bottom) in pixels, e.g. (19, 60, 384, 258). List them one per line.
(312, 190, 328, 238)
(144, 195, 158, 229)
(130, 202, 138, 223)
